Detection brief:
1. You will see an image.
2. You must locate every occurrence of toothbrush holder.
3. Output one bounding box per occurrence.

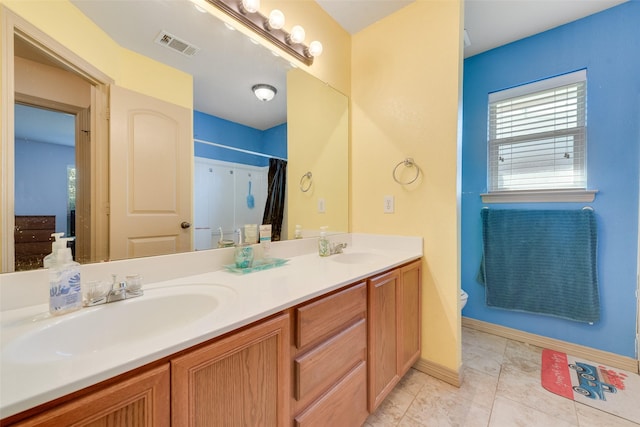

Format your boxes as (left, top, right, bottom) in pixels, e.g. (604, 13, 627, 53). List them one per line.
(234, 244, 254, 268)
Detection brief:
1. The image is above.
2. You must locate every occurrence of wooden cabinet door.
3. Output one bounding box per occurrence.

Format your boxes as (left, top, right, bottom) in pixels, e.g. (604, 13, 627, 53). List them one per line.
(398, 260, 422, 375)
(172, 313, 290, 427)
(367, 269, 400, 412)
(12, 365, 170, 427)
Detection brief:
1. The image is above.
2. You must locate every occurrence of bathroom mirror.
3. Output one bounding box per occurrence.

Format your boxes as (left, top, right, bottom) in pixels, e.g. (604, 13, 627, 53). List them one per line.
(4, 0, 349, 272)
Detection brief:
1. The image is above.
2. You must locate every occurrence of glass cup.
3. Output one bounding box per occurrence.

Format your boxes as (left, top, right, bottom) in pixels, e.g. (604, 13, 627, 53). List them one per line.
(125, 274, 143, 293)
(234, 244, 254, 269)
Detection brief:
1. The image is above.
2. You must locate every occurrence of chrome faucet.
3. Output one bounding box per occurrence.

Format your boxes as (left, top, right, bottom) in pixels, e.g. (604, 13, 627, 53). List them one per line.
(330, 242, 348, 255)
(106, 275, 128, 303)
(84, 274, 144, 307)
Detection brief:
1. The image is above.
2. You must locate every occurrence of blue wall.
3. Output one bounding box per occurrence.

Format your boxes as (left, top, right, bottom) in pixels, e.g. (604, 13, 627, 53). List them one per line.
(15, 139, 74, 234)
(462, 2, 640, 358)
(193, 111, 287, 166)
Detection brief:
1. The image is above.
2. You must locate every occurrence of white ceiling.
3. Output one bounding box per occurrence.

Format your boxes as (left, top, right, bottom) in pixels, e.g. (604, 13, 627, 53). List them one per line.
(16, 0, 628, 145)
(317, 0, 627, 57)
(315, 0, 415, 34)
(462, 0, 628, 57)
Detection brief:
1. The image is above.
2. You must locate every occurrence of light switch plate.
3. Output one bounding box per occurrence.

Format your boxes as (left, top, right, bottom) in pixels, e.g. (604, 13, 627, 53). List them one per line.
(384, 195, 394, 213)
(318, 198, 326, 213)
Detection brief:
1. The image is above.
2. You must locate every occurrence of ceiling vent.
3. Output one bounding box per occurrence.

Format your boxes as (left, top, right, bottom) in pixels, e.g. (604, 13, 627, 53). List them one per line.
(154, 31, 200, 57)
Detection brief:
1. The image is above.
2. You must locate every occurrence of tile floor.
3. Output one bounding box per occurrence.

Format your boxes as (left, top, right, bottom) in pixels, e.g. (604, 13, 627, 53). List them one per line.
(365, 326, 639, 426)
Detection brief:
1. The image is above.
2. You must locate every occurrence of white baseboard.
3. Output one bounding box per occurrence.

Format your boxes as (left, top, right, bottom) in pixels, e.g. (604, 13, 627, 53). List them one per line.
(462, 317, 639, 374)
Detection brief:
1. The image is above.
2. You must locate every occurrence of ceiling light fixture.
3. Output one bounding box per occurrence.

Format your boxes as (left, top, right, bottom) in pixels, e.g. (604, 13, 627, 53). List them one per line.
(239, 0, 259, 14)
(287, 25, 305, 44)
(252, 84, 277, 101)
(266, 9, 285, 31)
(205, 0, 322, 65)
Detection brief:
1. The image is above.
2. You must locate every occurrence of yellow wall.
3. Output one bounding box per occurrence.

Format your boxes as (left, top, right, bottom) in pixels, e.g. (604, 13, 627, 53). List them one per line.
(287, 68, 349, 236)
(1, 0, 192, 108)
(351, 0, 464, 373)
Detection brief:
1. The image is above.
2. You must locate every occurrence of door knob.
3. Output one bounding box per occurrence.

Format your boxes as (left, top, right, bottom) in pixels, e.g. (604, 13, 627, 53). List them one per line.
(181, 221, 191, 229)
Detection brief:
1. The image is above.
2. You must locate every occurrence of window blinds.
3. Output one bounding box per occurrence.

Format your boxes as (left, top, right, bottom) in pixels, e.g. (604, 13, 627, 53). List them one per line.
(488, 70, 586, 192)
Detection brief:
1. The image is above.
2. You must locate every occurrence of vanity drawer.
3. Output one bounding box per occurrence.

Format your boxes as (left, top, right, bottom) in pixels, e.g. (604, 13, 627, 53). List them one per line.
(294, 361, 368, 427)
(294, 318, 366, 401)
(295, 282, 366, 349)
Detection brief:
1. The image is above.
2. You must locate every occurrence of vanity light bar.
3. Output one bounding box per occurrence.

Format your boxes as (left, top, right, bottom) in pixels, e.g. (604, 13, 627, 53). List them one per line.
(205, 0, 316, 66)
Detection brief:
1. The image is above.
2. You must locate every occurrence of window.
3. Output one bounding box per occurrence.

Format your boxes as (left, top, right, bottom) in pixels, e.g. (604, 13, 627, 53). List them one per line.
(485, 70, 591, 201)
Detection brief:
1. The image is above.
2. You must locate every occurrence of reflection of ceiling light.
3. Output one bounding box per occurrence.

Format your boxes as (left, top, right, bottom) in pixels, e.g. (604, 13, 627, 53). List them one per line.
(252, 84, 277, 102)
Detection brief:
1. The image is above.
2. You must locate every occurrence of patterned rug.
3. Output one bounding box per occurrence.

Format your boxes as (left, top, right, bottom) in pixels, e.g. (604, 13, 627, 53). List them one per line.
(541, 349, 640, 424)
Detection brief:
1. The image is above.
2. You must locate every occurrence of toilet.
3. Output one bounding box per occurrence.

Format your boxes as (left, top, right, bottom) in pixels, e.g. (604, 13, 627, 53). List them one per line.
(460, 289, 468, 310)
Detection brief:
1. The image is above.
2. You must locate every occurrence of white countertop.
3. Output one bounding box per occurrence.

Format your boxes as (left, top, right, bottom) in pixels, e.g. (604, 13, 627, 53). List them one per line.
(0, 234, 422, 419)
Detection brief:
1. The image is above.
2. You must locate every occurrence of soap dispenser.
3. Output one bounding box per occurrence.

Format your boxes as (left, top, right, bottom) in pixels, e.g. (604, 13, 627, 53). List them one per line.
(49, 246, 82, 316)
(318, 226, 330, 257)
(43, 232, 65, 269)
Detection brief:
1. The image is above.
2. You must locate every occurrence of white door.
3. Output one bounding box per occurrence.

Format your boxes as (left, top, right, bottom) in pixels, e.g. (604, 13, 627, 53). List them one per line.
(109, 86, 192, 260)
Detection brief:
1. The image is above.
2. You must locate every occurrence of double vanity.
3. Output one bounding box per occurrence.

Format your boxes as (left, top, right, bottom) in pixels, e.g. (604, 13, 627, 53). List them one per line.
(0, 234, 422, 426)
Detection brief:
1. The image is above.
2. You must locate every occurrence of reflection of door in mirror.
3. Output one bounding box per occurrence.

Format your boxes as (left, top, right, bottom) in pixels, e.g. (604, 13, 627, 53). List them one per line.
(13, 48, 93, 271)
(109, 86, 193, 261)
(13, 102, 87, 271)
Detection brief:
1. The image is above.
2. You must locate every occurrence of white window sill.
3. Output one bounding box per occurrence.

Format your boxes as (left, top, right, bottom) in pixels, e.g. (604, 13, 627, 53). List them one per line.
(481, 189, 598, 204)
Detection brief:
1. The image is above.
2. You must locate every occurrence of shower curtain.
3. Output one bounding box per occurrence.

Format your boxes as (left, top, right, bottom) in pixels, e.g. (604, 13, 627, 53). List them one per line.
(262, 158, 287, 241)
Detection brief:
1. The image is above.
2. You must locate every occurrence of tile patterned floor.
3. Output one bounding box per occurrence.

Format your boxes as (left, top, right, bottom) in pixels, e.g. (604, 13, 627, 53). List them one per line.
(365, 327, 640, 426)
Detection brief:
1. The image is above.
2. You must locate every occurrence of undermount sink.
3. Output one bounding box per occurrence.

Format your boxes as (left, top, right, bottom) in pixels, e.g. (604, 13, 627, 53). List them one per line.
(330, 251, 386, 265)
(2, 284, 236, 365)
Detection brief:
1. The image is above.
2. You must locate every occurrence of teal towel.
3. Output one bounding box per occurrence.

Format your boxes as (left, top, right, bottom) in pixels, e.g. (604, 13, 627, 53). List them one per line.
(478, 209, 599, 323)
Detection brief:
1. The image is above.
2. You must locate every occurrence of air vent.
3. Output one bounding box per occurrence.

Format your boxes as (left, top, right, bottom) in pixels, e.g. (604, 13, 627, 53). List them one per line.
(154, 31, 200, 57)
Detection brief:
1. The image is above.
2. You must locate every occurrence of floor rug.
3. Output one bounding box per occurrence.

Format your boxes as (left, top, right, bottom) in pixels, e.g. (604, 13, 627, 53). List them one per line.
(541, 349, 640, 424)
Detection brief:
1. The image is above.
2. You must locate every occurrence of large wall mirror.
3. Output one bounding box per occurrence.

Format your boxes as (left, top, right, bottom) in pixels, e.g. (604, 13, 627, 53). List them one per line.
(3, 0, 349, 272)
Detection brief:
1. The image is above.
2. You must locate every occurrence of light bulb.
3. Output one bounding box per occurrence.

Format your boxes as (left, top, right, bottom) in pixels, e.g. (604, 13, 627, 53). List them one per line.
(307, 40, 323, 57)
(289, 25, 305, 44)
(268, 9, 285, 30)
(241, 0, 260, 14)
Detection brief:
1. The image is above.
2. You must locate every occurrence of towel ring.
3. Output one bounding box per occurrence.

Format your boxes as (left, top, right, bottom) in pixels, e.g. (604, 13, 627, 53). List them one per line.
(299, 171, 313, 192)
(392, 158, 421, 185)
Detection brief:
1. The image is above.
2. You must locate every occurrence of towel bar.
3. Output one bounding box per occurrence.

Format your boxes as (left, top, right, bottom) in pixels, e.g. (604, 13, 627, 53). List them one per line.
(300, 171, 312, 192)
(392, 158, 421, 185)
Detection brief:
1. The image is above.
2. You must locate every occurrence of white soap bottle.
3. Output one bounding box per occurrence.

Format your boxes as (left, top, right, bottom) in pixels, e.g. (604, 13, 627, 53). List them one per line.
(43, 232, 65, 269)
(49, 247, 82, 316)
(318, 226, 330, 257)
(294, 224, 303, 239)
